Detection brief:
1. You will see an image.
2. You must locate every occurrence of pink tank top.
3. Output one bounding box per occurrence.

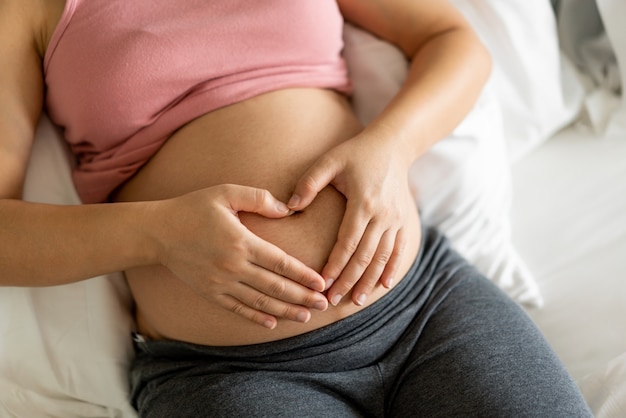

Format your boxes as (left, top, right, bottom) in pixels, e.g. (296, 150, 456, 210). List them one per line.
(44, 0, 351, 203)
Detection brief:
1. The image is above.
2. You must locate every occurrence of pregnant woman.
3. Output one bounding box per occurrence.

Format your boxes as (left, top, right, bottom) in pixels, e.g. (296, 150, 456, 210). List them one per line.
(0, 0, 592, 416)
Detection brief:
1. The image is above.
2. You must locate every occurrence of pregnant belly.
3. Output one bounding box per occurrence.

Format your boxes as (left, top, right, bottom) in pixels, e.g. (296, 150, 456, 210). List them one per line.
(114, 88, 421, 346)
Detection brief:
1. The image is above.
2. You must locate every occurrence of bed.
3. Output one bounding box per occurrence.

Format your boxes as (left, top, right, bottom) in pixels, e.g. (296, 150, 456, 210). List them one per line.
(1, 1, 625, 417)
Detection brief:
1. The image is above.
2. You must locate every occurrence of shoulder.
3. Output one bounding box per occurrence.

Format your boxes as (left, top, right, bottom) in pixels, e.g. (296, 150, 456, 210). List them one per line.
(0, 0, 64, 58)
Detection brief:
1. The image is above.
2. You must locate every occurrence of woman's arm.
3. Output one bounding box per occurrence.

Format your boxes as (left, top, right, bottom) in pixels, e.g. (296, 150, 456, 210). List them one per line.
(288, 0, 492, 305)
(0, 0, 44, 199)
(0, 0, 149, 284)
(0, 0, 327, 328)
(2, 187, 330, 327)
(337, 0, 492, 160)
(0, 200, 153, 285)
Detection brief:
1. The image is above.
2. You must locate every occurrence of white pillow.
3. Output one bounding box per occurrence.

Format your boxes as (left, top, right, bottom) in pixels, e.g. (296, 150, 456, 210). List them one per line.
(449, 0, 586, 161)
(0, 115, 137, 418)
(343, 24, 542, 307)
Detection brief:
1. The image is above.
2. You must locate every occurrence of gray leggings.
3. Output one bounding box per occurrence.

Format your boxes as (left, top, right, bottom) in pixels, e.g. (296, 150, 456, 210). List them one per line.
(130, 228, 592, 417)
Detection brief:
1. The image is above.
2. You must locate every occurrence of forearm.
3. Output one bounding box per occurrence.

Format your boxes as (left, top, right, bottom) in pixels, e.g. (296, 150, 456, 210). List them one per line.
(0, 199, 156, 286)
(365, 26, 492, 165)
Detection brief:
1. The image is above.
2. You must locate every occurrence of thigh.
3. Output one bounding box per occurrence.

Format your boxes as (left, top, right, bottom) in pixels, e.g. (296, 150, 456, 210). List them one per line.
(387, 273, 593, 418)
(135, 368, 383, 418)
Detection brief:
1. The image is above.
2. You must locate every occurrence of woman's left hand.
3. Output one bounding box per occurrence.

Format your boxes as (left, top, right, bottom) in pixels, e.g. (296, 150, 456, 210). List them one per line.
(287, 128, 414, 307)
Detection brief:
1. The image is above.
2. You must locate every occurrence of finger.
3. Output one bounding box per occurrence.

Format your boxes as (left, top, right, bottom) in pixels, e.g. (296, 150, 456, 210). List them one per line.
(379, 229, 407, 288)
(225, 185, 291, 218)
(217, 293, 278, 329)
(245, 261, 329, 312)
(287, 156, 339, 211)
(326, 220, 387, 306)
(232, 281, 316, 324)
(321, 200, 370, 284)
(248, 234, 326, 293)
(350, 229, 397, 306)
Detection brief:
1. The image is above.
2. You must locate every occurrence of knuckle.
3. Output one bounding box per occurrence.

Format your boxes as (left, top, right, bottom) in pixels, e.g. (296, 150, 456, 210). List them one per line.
(301, 174, 319, 194)
(252, 293, 272, 311)
(253, 188, 271, 211)
(340, 238, 360, 255)
(222, 295, 272, 327)
(228, 235, 248, 254)
(374, 250, 391, 265)
(217, 254, 242, 275)
(360, 199, 377, 215)
(215, 259, 235, 275)
(335, 279, 357, 295)
(293, 270, 309, 286)
(278, 305, 297, 320)
(355, 251, 373, 267)
(273, 254, 291, 276)
(354, 276, 377, 294)
(267, 278, 287, 298)
(229, 300, 248, 317)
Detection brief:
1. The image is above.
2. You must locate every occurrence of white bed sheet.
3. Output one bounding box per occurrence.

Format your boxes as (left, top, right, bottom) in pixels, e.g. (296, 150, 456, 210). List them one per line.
(511, 126, 626, 415)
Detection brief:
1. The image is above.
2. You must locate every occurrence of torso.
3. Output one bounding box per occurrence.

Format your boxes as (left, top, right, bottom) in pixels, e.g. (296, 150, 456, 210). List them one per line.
(42, 0, 351, 204)
(38, 1, 422, 346)
(115, 88, 422, 346)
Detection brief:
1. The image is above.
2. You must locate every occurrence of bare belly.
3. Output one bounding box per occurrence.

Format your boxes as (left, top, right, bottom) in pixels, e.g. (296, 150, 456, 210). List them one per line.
(114, 88, 421, 346)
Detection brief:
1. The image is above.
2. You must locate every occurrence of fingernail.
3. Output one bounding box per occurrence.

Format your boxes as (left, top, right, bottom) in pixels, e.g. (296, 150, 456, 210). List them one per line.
(331, 294, 342, 306)
(385, 278, 394, 289)
(287, 194, 300, 209)
(311, 280, 325, 292)
(296, 311, 310, 323)
(313, 300, 327, 311)
(356, 293, 367, 306)
(263, 320, 276, 329)
(276, 202, 289, 213)
(325, 278, 334, 289)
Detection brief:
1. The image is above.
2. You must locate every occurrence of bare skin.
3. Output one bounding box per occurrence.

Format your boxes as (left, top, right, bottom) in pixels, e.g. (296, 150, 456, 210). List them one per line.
(0, 0, 491, 344)
(114, 88, 422, 345)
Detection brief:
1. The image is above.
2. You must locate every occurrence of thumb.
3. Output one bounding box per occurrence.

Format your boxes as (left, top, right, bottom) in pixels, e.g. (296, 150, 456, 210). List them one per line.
(288, 157, 339, 211)
(225, 185, 292, 218)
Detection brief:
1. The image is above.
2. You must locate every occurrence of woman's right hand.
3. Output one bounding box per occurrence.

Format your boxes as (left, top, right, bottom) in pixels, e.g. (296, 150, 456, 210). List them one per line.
(146, 184, 328, 329)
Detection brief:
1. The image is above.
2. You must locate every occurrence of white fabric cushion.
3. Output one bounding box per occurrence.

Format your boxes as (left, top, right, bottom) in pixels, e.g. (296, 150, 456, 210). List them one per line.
(0, 116, 138, 418)
(450, 0, 586, 161)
